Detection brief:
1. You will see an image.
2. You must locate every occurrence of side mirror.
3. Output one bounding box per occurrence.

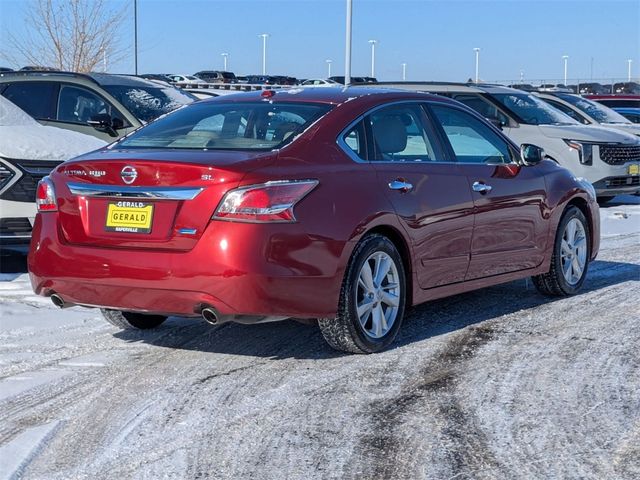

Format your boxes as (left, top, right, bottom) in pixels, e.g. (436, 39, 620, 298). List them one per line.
(88, 114, 119, 137)
(520, 144, 545, 166)
(487, 116, 506, 130)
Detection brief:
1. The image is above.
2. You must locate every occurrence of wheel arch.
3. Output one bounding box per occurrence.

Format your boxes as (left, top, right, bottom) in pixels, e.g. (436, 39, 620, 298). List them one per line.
(362, 224, 414, 306)
(564, 196, 596, 255)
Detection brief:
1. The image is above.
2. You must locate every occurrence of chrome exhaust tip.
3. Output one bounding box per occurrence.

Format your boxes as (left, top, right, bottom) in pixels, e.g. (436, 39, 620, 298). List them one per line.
(201, 307, 219, 325)
(50, 294, 65, 309)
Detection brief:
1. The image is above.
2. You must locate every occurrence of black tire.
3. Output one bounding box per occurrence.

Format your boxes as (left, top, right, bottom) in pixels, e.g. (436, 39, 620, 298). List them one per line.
(532, 206, 590, 296)
(101, 309, 168, 330)
(318, 234, 406, 354)
(597, 196, 614, 206)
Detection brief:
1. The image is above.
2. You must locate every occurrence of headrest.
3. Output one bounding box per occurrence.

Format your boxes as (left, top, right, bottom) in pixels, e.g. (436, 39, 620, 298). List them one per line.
(372, 115, 407, 154)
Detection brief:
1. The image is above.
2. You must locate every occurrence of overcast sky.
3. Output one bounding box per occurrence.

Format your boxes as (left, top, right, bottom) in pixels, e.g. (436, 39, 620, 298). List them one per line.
(1, 0, 638, 83)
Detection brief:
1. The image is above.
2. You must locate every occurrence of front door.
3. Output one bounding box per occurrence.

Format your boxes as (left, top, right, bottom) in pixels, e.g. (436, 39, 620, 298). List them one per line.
(429, 103, 548, 280)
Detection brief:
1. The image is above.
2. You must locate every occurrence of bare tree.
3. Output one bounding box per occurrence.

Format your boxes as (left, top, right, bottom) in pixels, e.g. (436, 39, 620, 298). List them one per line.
(3, 0, 129, 73)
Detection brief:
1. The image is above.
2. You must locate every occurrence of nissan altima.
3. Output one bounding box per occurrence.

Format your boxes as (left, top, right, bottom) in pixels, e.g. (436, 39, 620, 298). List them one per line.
(28, 88, 600, 353)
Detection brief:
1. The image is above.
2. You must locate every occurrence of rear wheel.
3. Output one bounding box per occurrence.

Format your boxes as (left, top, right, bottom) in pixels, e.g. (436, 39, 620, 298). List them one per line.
(101, 309, 168, 330)
(318, 234, 406, 354)
(532, 206, 590, 296)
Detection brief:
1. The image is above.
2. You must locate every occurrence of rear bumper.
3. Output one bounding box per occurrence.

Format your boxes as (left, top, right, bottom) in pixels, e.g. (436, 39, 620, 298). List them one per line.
(28, 214, 349, 318)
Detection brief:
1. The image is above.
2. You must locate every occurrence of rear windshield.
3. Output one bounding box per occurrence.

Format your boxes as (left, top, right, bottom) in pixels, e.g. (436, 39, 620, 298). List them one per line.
(115, 101, 331, 150)
(103, 85, 194, 123)
(556, 94, 631, 124)
(491, 92, 577, 125)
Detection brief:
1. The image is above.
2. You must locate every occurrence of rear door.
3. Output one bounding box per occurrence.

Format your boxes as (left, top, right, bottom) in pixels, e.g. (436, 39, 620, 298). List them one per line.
(428, 103, 548, 280)
(352, 102, 474, 289)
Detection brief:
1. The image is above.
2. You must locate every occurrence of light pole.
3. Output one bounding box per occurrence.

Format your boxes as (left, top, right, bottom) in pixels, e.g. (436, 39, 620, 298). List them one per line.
(628, 59, 633, 82)
(401, 62, 407, 81)
(326, 59, 332, 78)
(520, 70, 524, 83)
(221, 53, 229, 71)
(133, 0, 138, 75)
(345, 0, 352, 85)
(259, 33, 269, 75)
(102, 48, 107, 72)
(562, 55, 569, 86)
(368, 39, 377, 78)
(473, 47, 480, 83)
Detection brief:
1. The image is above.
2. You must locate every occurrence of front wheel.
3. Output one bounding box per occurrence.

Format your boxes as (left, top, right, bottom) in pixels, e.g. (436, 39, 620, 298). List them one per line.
(318, 234, 406, 354)
(532, 206, 590, 296)
(101, 309, 168, 330)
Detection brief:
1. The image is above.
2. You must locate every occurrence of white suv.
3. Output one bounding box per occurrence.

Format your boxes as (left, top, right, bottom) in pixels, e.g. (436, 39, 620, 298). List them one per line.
(0, 97, 104, 254)
(372, 82, 640, 200)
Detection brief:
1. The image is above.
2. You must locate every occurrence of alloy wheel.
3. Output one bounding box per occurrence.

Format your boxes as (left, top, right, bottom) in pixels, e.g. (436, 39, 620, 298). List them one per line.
(560, 218, 587, 285)
(355, 251, 401, 339)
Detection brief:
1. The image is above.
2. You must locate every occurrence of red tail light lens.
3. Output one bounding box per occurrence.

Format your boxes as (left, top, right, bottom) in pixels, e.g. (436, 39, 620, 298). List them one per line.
(213, 180, 318, 222)
(36, 177, 58, 212)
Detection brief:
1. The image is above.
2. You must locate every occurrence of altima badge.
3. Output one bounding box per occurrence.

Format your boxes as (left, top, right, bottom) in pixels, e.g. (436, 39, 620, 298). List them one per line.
(120, 166, 137, 185)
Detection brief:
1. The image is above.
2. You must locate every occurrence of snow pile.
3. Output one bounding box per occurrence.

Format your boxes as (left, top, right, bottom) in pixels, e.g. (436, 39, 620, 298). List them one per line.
(600, 195, 640, 237)
(0, 96, 106, 161)
(0, 96, 39, 126)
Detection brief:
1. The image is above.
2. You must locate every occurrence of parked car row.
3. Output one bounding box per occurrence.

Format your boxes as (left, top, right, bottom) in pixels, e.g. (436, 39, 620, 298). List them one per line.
(511, 81, 640, 95)
(140, 69, 381, 88)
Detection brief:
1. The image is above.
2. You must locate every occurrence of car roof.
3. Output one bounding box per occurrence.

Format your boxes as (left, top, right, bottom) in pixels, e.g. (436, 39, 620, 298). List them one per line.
(0, 70, 166, 89)
(369, 81, 519, 95)
(203, 86, 451, 105)
(585, 94, 640, 99)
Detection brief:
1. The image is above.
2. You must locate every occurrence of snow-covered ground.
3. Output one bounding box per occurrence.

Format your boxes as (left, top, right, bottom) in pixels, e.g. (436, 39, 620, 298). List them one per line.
(0, 200, 638, 479)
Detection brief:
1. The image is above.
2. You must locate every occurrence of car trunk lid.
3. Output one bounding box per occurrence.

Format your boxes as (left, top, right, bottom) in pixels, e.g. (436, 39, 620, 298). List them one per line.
(50, 150, 275, 250)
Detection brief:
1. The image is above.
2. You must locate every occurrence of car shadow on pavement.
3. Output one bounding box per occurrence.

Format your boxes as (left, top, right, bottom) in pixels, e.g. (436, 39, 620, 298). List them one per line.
(113, 259, 638, 360)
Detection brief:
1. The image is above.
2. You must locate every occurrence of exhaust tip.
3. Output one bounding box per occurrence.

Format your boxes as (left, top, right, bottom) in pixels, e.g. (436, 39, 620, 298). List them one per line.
(201, 307, 219, 325)
(50, 294, 65, 308)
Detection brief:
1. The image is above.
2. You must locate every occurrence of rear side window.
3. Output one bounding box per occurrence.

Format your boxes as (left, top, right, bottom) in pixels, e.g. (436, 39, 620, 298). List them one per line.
(341, 120, 367, 160)
(2, 82, 56, 120)
(430, 105, 514, 164)
(367, 104, 439, 162)
(117, 101, 331, 150)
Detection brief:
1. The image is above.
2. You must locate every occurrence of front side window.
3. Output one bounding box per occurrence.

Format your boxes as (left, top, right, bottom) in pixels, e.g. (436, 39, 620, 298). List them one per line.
(491, 92, 577, 125)
(367, 104, 439, 162)
(2, 81, 56, 120)
(57, 85, 110, 124)
(116, 101, 331, 151)
(430, 104, 514, 164)
(541, 98, 588, 124)
(452, 94, 509, 125)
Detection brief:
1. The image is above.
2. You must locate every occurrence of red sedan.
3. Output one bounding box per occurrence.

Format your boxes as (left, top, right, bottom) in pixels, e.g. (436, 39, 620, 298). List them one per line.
(29, 88, 600, 353)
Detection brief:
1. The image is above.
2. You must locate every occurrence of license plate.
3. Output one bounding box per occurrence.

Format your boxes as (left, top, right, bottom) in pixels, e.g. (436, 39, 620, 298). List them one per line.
(105, 201, 154, 233)
(629, 164, 640, 175)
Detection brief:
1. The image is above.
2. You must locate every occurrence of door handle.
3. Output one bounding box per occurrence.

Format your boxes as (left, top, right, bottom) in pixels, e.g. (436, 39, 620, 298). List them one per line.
(388, 179, 413, 193)
(472, 181, 492, 194)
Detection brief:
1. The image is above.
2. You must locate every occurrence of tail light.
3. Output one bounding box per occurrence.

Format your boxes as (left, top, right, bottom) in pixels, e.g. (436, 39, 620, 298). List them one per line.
(36, 177, 58, 212)
(213, 180, 318, 223)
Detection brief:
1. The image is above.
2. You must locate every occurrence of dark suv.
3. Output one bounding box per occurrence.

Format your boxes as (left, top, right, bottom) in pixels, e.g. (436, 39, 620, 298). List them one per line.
(193, 71, 237, 84)
(0, 71, 194, 143)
